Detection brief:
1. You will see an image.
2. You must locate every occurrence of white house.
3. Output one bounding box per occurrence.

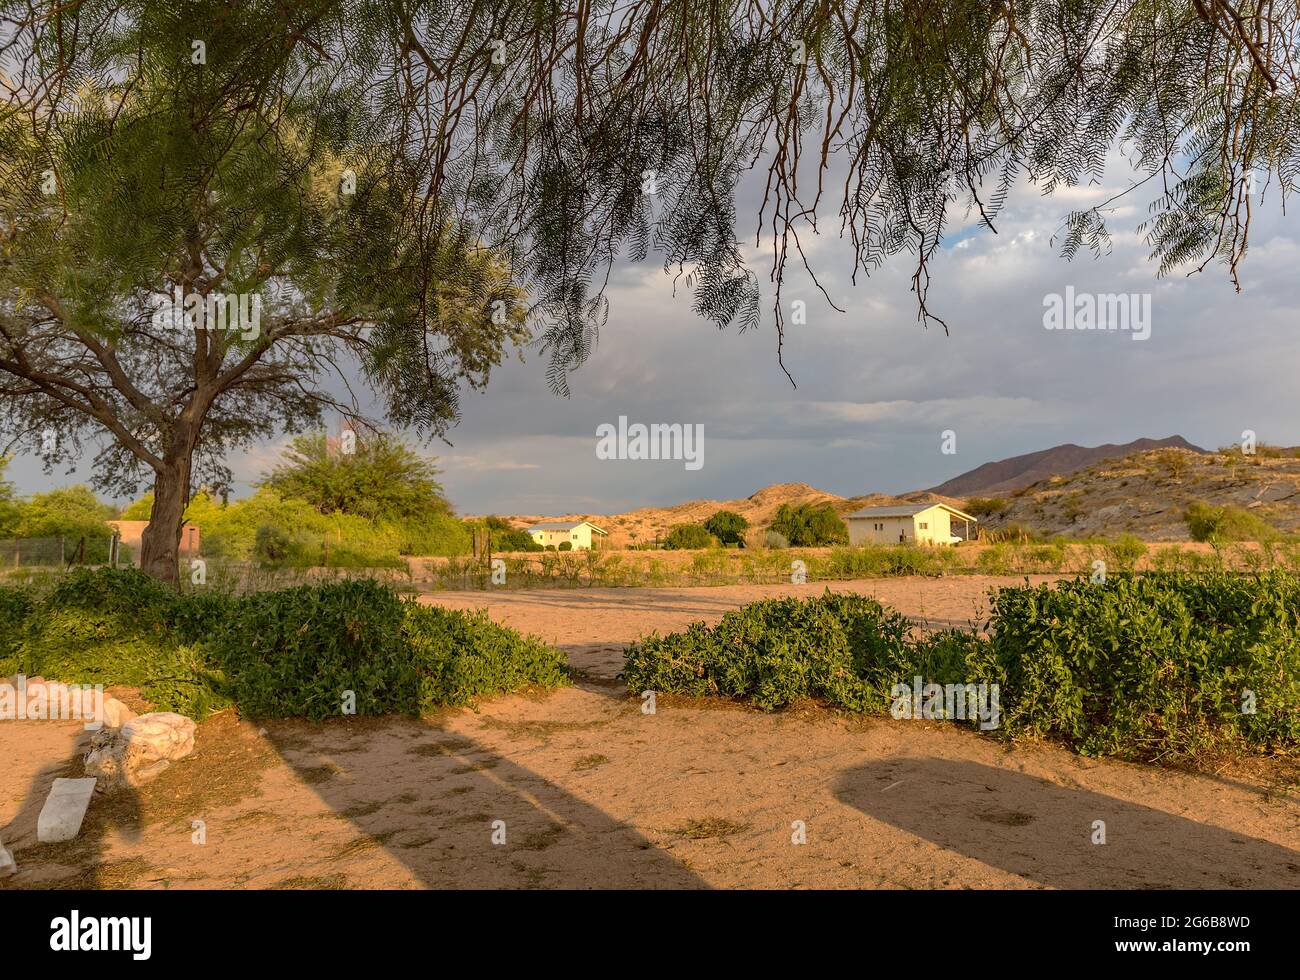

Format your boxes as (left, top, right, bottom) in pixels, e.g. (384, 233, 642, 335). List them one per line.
(844, 503, 976, 546)
(525, 520, 608, 550)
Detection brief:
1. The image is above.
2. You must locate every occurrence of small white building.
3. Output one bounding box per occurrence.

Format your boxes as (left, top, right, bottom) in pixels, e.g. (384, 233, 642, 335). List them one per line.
(525, 520, 608, 550)
(844, 503, 976, 546)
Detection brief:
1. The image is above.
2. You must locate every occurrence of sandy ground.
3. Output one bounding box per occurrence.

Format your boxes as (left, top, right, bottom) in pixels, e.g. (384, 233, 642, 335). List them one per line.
(2, 576, 1297, 890)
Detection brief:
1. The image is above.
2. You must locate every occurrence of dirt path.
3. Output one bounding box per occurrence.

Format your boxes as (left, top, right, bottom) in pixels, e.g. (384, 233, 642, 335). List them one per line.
(2, 576, 1297, 890)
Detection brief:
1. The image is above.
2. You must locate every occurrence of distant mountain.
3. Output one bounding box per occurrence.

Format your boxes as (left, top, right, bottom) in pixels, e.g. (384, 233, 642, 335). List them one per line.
(929, 436, 1207, 497)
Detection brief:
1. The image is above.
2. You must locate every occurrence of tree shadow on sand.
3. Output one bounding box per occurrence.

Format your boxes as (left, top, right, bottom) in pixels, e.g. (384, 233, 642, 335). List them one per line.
(835, 757, 1300, 889)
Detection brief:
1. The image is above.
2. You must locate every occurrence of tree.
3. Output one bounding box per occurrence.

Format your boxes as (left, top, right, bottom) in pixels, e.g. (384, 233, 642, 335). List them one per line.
(0, 6, 527, 582)
(769, 503, 848, 547)
(704, 509, 749, 546)
(663, 523, 715, 550)
(262, 432, 450, 523)
(3, 2, 1297, 580)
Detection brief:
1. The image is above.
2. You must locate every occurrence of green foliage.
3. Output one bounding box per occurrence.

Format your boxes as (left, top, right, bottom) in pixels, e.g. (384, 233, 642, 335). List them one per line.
(703, 509, 749, 545)
(768, 503, 848, 547)
(1102, 534, 1148, 571)
(261, 432, 452, 523)
(0, 457, 20, 537)
(964, 497, 1007, 518)
(14, 485, 117, 561)
(6, 568, 229, 719)
(989, 575, 1300, 758)
(663, 523, 715, 550)
(2, 568, 567, 721)
(1184, 501, 1278, 543)
(404, 605, 568, 708)
(627, 575, 1300, 761)
(625, 592, 920, 712)
(474, 516, 542, 552)
(0, 586, 33, 659)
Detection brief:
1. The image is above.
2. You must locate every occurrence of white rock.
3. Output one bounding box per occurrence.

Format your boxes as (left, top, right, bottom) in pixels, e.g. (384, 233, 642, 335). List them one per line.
(0, 836, 15, 877)
(101, 698, 136, 729)
(37, 777, 97, 842)
(84, 711, 196, 790)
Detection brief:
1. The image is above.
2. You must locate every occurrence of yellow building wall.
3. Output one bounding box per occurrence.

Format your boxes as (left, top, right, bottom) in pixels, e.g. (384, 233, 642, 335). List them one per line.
(527, 525, 599, 550)
(847, 508, 958, 546)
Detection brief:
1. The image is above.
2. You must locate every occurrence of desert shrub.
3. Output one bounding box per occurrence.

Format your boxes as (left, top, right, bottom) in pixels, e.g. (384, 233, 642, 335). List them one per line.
(663, 523, 715, 550)
(203, 580, 417, 718)
(763, 529, 790, 549)
(7, 568, 565, 721)
(7, 568, 229, 719)
(474, 516, 542, 552)
(988, 574, 1300, 758)
(976, 543, 1015, 575)
(0, 586, 34, 660)
(1102, 534, 1147, 571)
(625, 592, 922, 712)
(703, 510, 749, 546)
(404, 605, 567, 708)
(965, 497, 1007, 518)
(768, 503, 848, 546)
(626, 575, 1300, 761)
(1184, 501, 1278, 543)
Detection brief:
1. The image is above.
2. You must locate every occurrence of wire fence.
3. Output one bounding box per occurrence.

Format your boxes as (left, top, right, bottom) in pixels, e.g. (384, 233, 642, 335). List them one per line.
(0, 534, 124, 569)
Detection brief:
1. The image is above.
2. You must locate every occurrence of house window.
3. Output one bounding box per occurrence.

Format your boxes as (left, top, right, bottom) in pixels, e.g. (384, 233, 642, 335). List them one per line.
(919, 522, 928, 530)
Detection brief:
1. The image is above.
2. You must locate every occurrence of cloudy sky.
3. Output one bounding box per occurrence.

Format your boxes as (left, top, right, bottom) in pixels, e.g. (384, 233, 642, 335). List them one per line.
(9, 156, 1300, 516)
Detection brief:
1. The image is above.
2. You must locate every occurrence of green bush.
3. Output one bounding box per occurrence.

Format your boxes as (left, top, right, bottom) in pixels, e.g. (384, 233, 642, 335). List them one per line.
(404, 605, 567, 708)
(1102, 533, 1148, 571)
(663, 523, 715, 550)
(624, 592, 920, 712)
(1184, 501, 1278, 543)
(768, 502, 848, 546)
(703, 510, 749, 545)
(625, 575, 1300, 761)
(0, 586, 34, 659)
(964, 497, 1007, 518)
(988, 574, 1300, 757)
(6, 568, 229, 719)
(3, 567, 567, 721)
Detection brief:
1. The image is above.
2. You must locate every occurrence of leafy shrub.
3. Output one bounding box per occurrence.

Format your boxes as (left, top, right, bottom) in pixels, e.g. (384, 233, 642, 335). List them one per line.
(768, 503, 848, 546)
(7, 568, 229, 719)
(663, 523, 715, 550)
(989, 574, 1300, 758)
(763, 529, 790, 549)
(0, 586, 34, 660)
(964, 497, 1007, 518)
(627, 575, 1300, 761)
(624, 592, 919, 712)
(1102, 534, 1147, 571)
(5, 568, 566, 721)
(1184, 501, 1278, 543)
(558, 540, 573, 551)
(404, 605, 567, 708)
(703, 510, 749, 545)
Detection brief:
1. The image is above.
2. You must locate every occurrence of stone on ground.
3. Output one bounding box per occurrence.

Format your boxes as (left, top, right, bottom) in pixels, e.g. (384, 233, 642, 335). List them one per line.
(0, 836, 15, 877)
(37, 777, 98, 843)
(84, 711, 196, 790)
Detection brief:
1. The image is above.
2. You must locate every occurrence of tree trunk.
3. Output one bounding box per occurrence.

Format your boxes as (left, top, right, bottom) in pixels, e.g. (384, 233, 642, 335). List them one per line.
(139, 457, 192, 585)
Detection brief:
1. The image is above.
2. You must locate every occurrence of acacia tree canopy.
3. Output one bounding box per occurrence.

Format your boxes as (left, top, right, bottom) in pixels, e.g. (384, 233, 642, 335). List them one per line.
(0, 1, 1295, 581)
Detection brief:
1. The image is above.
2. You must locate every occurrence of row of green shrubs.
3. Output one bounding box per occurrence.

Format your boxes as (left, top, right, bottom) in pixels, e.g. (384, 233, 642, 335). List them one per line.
(623, 574, 1300, 762)
(0, 568, 567, 721)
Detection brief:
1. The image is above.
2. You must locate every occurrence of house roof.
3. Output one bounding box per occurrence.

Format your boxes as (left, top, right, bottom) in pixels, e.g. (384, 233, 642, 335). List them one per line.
(845, 503, 977, 522)
(526, 520, 608, 534)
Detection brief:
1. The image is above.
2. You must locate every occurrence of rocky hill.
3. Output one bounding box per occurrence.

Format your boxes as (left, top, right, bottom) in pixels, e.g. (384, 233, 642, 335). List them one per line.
(978, 446, 1300, 539)
(928, 435, 1206, 497)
